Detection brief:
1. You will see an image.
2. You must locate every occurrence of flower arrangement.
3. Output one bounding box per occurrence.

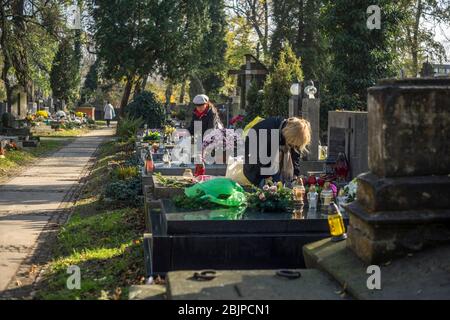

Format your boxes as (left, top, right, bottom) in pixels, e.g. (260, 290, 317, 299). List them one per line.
(246, 180, 294, 212)
(5, 141, 18, 151)
(202, 128, 242, 160)
(342, 178, 358, 202)
(143, 130, 161, 142)
(35, 110, 49, 119)
(163, 125, 176, 136)
(154, 172, 195, 188)
(173, 194, 218, 210)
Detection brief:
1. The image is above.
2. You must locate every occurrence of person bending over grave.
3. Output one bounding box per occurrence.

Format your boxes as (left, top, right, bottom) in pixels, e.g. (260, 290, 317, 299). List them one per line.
(242, 117, 311, 187)
(188, 94, 223, 137)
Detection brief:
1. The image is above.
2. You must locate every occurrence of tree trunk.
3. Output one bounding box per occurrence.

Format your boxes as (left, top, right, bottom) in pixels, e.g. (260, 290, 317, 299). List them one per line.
(179, 80, 186, 104)
(141, 74, 149, 92)
(411, 0, 423, 77)
(0, 4, 13, 111)
(165, 82, 173, 107)
(133, 76, 142, 98)
(263, 0, 269, 60)
(120, 76, 134, 116)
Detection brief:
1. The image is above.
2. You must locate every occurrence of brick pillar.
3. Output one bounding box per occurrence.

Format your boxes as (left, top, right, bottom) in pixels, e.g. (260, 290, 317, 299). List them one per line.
(346, 78, 450, 264)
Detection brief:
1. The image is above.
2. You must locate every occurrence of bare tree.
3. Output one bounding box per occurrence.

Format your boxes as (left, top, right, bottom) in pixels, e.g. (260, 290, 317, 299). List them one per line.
(225, 0, 271, 60)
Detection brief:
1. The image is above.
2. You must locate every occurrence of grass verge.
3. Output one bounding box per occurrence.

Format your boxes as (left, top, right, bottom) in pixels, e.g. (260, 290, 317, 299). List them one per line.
(36, 127, 92, 137)
(0, 139, 69, 179)
(36, 140, 146, 300)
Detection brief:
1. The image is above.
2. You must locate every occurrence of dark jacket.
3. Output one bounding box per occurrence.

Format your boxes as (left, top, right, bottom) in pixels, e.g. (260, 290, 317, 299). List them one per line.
(188, 106, 222, 137)
(243, 117, 301, 186)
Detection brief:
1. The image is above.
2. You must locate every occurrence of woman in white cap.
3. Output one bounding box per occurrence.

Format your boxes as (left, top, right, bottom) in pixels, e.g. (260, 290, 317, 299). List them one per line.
(188, 94, 223, 137)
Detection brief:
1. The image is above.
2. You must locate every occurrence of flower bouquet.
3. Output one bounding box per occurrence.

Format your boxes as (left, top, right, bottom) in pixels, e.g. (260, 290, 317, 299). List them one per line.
(342, 178, 358, 203)
(143, 130, 161, 143)
(35, 110, 49, 121)
(202, 128, 242, 164)
(163, 125, 176, 137)
(246, 181, 294, 212)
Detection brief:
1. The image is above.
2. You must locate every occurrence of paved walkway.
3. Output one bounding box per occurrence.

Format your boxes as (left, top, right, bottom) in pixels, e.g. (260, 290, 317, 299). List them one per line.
(0, 127, 115, 293)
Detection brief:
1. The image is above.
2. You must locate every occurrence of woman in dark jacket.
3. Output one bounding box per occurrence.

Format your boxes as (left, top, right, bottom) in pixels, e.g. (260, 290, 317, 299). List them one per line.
(188, 94, 223, 137)
(243, 117, 311, 186)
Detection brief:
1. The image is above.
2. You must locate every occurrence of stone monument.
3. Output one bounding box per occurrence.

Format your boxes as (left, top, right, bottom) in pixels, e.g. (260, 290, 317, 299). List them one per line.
(327, 111, 368, 179)
(303, 78, 450, 299)
(345, 78, 450, 264)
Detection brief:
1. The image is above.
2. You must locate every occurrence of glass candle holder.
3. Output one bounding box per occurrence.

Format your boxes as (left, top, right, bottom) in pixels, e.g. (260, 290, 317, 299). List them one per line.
(307, 191, 318, 209)
(293, 186, 305, 203)
(321, 191, 333, 207)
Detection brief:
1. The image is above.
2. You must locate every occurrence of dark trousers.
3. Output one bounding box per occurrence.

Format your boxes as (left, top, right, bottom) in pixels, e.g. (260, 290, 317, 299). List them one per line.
(106, 119, 111, 127)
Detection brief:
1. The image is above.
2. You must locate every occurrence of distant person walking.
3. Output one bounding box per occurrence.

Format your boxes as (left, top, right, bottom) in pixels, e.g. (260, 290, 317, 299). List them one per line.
(103, 101, 115, 127)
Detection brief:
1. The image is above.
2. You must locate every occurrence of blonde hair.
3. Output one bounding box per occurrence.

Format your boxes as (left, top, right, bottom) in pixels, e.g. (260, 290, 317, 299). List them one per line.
(282, 117, 312, 153)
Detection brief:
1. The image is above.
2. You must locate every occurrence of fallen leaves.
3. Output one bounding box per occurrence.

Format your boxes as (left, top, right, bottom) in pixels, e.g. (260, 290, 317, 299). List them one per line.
(28, 264, 38, 277)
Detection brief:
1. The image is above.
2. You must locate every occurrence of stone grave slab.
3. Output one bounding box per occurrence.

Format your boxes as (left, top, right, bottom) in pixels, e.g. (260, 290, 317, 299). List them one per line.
(145, 199, 349, 275)
(166, 269, 345, 300)
(304, 238, 450, 300)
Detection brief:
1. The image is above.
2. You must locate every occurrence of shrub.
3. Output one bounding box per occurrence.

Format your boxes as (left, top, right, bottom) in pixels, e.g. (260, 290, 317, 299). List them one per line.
(62, 122, 81, 130)
(125, 91, 166, 128)
(172, 109, 186, 121)
(112, 166, 139, 181)
(244, 80, 265, 126)
(104, 176, 142, 207)
(116, 116, 144, 142)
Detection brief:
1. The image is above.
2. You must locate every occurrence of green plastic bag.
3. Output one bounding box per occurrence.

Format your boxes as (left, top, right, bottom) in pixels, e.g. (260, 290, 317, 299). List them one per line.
(184, 178, 246, 207)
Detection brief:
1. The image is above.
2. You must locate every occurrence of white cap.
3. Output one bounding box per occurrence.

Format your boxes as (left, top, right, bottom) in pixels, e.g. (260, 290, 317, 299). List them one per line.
(193, 94, 209, 105)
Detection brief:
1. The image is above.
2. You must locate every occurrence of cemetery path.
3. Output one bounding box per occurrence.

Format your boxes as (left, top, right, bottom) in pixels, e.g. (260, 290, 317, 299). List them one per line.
(0, 126, 115, 295)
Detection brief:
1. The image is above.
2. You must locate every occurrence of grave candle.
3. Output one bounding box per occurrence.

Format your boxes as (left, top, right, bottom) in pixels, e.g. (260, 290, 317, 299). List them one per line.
(321, 182, 334, 208)
(327, 202, 347, 242)
(145, 151, 154, 174)
(292, 177, 306, 204)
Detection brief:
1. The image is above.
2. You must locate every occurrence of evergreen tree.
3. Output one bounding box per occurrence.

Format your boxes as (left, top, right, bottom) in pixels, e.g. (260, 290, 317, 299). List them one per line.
(270, 0, 328, 82)
(197, 0, 228, 98)
(322, 0, 403, 110)
(50, 38, 80, 105)
(81, 61, 99, 103)
(245, 80, 264, 125)
(91, 0, 182, 112)
(263, 44, 303, 117)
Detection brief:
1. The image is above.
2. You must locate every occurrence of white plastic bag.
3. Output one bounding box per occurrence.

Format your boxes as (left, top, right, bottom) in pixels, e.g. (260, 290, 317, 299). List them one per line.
(226, 155, 252, 186)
